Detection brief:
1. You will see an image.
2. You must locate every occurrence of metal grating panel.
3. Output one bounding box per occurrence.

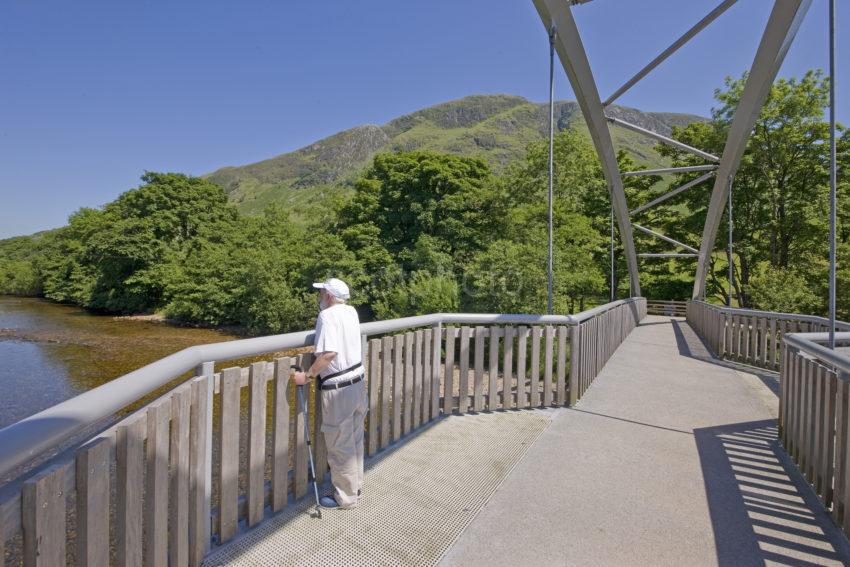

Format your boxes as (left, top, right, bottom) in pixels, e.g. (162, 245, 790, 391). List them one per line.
(204, 410, 552, 566)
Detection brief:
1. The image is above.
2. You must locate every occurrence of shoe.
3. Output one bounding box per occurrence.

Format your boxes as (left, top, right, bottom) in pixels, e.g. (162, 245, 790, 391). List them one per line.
(358, 489, 362, 497)
(319, 495, 340, 509)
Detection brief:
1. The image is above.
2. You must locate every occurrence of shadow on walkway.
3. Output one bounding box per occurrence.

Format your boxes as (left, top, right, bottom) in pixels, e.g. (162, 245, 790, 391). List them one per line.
(665, 317, 780, 397)
(695, 419, 850, 566)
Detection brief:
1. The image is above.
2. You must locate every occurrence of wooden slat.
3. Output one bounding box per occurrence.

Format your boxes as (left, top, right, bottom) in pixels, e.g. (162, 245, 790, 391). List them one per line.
(842, 372, 850, 534)
(723, 314, 732, 359)
(792, 353, 803, 461)
(314, 377, 325, 484)
(117, 414, 145, 567)
(503, 326, 514, 409)
(458, 327, 471, 414)
(768, 318, 777, 368)
(413, 330, 423, 429)
(367, 340, 381, 456)
(404, 332, 415, 433)
(749, 316, 758, 365)
(146, 399, 170, 567)
(381, 336, 393, 449)
(516, 326, 529, 409)
(219, 367, 241, 542)
(824, 370, 838, 507)
(544, 326, 554, 406)
(393, 334, 404, 440)
(780, 344, 790, 443)
(807, 361, 819, 483)
(488, 327, 500, 411)
(584, 321, 590, 395)
(76, 438, 110, 567)
(304, 353, 326, 484)
(423, 328, 433, 421)
(188, 374, 211, 567)
(568, 325, 579, 406)
(731, 315, 740, 359)
(780, 355, 790, 447)
(443, 327, 457, 415)
(805, 360, 816, 479)
(835, 379, 849, 524)
(556, 326, 568, 405)
(22, 463, 68, 567)
(170, 386, 191, 567)
(777, 320, 787, 362)
(272, 358, 291, 512)
(814, 364, 825, 496)
(294, 356, 308, 500)
(431, 327, 442, 419)
(531, 327, 542, 407)
(594, 317, 601, 376)
(247, 362, 267, 527)
(796, 355, 807, 465)
(473, 326, 486, 412)
(759, 317, 769, 366)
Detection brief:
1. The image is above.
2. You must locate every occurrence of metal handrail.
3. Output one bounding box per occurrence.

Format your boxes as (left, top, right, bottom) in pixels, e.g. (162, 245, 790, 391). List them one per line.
(783, 332, 850, 376)
(689, 300, 850, 330)
(0, 298, 644, 479)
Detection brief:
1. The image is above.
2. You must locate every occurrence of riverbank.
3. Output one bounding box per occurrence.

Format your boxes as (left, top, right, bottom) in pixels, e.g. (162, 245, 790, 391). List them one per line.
(111, 311, 258, 336)
(0, 297, 242, 427)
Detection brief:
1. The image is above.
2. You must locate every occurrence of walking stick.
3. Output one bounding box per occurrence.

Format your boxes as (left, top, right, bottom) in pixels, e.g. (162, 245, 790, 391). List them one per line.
(292, 365, 322, 519)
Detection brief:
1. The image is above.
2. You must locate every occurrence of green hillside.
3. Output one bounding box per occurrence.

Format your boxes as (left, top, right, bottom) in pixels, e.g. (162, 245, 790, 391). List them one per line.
(206, 94, 705, 215)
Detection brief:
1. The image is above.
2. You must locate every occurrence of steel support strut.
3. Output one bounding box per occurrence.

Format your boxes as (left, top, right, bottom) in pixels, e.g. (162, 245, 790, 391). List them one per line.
(603, 0, 738, 107)
(632, 224, 699, 255)
(692, 0, 813, 299)
(533, 0, 641, 296)
(629, 171, 715, 216)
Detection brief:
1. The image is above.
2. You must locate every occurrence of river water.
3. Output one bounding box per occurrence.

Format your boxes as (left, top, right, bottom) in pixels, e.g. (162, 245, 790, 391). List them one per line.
(0, 296, 239, 428)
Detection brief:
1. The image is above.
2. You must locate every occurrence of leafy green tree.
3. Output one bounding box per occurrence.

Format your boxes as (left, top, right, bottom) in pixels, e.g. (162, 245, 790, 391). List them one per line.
(374, 272, 460, 319)
(747, 263, 821, 314)
(499, 130, 612, 308)
(164, 204, 323, 332)
(466, 204, 605, 314)
(0, 235, 44, 295)
(654, 70, 847, 310)
(336, 151, 507, 272)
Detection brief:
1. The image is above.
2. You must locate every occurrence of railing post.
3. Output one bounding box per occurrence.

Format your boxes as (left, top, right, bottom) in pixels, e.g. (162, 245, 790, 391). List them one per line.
(431, 322, 442, 419)
(197, 361, 214, 559)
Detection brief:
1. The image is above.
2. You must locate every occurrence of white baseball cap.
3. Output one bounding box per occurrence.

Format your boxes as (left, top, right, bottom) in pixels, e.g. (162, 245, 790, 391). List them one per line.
(312, 277, 350, 300)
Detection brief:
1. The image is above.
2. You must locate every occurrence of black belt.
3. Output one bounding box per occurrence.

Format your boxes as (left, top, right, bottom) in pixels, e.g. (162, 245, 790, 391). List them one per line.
(320, 374, 363, 391)
(318, 362, 363, 386)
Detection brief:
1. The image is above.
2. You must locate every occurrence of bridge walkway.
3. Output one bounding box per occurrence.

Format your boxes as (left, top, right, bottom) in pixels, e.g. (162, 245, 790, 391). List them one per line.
(208, 316, 850, 566)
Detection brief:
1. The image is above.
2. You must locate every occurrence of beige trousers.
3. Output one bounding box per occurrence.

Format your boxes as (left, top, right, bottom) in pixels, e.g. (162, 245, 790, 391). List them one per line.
(320, 378, 367, 509)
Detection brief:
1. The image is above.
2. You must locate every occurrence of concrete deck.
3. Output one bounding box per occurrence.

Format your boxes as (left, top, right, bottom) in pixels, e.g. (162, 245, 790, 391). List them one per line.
(440, 317, 850, 566)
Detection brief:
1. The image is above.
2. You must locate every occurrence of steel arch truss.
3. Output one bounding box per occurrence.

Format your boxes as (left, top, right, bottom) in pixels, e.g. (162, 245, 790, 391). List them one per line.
(532, 0, 812, 299)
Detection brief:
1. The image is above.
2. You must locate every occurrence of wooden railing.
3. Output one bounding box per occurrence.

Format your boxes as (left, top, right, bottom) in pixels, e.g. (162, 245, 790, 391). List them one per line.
(646, 300, 687, 317)
(0, 299, 645, 566)
(689, 301, 850, 536)
(780, 331, 850, 536)
(687, 300, 850, 370)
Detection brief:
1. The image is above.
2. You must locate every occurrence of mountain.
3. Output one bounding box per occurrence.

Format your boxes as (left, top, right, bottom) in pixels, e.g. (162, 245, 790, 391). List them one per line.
(205, 94, 705, 215)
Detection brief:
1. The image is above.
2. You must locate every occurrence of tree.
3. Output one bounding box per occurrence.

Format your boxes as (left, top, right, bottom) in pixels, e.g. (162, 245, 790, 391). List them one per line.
(654, 71, 847, 311)
(336, 151, 507, 272)
(499, 130, 612, 308)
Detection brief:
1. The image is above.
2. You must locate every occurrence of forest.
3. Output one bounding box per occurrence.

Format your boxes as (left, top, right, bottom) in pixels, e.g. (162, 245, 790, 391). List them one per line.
(0, 71, 847, 334)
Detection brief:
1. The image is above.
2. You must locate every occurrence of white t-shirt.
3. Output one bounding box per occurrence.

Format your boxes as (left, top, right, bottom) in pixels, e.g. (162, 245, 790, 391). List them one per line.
(313, 303, 364, 384)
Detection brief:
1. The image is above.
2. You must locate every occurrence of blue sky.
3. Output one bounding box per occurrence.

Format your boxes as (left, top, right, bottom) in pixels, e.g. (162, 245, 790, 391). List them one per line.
(0, 0, 846, 238)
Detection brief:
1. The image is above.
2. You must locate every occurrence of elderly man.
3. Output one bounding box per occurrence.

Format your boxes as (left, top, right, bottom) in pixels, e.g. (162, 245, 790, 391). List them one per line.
(292, 277, 366, 509)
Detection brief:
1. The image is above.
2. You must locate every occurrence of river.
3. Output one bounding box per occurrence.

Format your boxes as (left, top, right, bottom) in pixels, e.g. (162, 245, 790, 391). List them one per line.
(0, 296, 240, 428)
